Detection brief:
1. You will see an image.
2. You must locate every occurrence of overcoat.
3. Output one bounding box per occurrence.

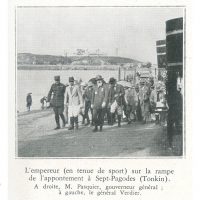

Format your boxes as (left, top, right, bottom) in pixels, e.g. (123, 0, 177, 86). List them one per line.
(92, 84, 108, 109)
(47, 83, 66, 107)
(108, 84, 125, 106)
(65, 85, 83, 106)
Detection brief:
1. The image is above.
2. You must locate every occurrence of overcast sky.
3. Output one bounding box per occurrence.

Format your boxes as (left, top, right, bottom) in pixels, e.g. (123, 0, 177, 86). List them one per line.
(17, 7, 184, 63)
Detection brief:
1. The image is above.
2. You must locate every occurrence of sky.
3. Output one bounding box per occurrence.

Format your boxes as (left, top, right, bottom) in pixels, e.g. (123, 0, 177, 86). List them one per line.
(17, 7, 184, 64)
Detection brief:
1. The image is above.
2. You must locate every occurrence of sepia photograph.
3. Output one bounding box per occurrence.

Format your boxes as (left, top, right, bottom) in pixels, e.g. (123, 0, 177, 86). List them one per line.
(16, 6, 184, 158)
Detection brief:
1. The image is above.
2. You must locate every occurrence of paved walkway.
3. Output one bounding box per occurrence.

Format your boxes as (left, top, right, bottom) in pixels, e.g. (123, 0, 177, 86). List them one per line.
(17, 109, 183, 157)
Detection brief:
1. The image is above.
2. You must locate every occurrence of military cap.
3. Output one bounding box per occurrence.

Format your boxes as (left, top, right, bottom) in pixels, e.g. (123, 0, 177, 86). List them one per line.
(109, 77, 116, 84)
(69, 76, 75, 82)
(54, 76, 60, 81)
(95, 75, 103, 81)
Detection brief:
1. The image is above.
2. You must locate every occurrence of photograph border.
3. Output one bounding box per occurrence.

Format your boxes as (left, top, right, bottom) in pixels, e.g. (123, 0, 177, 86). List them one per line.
(15, 5, 186, 159)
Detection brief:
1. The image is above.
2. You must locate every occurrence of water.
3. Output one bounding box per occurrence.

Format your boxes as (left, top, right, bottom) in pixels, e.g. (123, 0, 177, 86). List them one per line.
(17, 70, 119, 112)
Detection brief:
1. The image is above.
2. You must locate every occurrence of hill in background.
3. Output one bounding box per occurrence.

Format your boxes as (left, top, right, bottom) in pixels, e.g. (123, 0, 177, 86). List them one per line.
(17, 53, 141, 66)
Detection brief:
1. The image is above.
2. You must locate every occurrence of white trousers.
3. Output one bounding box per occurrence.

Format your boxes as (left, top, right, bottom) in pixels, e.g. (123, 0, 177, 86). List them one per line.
(68, 105, 80, 117)
(110, 100, 123, 115)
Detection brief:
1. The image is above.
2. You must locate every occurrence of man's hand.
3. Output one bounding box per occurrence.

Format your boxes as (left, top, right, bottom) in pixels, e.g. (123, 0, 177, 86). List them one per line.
(114, 94, 118, 98)
(46, 102, 50, 108)
(91, 104, 94, 109)
(102, 102, 106, 108)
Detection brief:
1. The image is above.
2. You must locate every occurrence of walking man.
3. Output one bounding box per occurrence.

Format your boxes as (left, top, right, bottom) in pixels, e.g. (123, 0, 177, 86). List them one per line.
(47, 76, 66, 130)
(91, 75, 108, 132)
(108, 77, 125, 127)
(125, 86, 137, 124)
(65, 77, 83, 130)
(82, 81, 94, 126)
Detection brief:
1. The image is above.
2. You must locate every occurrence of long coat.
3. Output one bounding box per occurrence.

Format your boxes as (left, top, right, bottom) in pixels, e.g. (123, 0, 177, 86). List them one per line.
(92, 84, 108, 109)
(47, 83, 66, 107)
(83, 87, 93, 102)
(108, 84, 125, 106)
(125, 88, 138, 111)
(140, 86, 151, 117)
(65, 85, 83, 106)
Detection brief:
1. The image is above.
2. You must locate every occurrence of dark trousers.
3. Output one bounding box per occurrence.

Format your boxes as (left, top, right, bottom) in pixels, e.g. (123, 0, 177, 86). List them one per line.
(105, 107, 112, 124)
(136, 103, 143, 121)
(93, 107, 105, 127)
(83, 101, 93, 123)
(53, 106, 65, 127)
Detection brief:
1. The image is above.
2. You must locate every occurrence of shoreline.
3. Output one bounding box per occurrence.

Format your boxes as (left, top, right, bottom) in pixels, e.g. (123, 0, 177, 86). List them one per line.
(17, 65, 121, 71)
(17, 108, 52, 117)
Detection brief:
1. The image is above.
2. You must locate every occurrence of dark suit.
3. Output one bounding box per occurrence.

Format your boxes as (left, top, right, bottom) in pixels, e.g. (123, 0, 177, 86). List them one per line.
(92, 84, 108, 128)
(108, 84, 125, 126)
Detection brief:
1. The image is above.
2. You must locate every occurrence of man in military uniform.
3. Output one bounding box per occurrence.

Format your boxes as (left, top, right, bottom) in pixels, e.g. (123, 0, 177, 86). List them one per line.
(91, 75, 108, 132)
(47, 76, 66, 130)
(65, 77, 83, 130)
(108, 77, 125, 127)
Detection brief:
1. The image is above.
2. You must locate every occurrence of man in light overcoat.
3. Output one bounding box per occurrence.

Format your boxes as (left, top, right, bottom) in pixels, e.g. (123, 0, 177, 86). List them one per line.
(65, 77, 83, 130)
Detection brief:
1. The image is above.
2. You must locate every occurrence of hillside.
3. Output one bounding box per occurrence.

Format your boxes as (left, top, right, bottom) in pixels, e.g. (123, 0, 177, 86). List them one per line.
(17, 53, 141, 66)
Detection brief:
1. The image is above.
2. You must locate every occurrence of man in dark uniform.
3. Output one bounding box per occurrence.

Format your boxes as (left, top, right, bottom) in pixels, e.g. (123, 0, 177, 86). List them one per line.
(108, 77, 125, 127)
(91, 75, 108, 132)
(82, 81, 94, 126)
(47, 76, 66, 130)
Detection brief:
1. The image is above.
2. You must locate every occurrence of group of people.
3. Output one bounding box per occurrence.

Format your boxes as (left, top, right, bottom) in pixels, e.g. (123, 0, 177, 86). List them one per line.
(46, 75, 167, 132)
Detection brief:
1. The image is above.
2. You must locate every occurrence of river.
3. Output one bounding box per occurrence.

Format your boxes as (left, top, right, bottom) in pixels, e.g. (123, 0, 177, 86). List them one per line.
(17, 70, 119, 112)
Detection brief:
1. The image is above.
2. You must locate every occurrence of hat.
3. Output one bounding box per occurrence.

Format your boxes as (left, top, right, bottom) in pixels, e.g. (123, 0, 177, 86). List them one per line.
(95, 75, 103, 81)
(69, 77, 74, 82)
(109, 77, 116, 84)
(54, 76, 60, 81)
(81, 82, 87, 87)
(87, 81, 93, 87)
(135, 84, 139, 89)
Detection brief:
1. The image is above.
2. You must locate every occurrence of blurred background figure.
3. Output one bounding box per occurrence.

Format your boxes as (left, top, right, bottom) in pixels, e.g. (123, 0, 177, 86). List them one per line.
(135, 85, 143, 121)
(40, 96, 47, 110)
(80, 82, 87, 124)
(150, 85, 157, 122)
(125, 86, 137, 124)
(140, 82, 151, 123)
(26, 93, 32, 112)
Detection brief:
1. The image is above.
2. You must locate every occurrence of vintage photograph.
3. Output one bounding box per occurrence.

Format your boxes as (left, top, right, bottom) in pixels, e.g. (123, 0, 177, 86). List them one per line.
(16, 6, 184, 158)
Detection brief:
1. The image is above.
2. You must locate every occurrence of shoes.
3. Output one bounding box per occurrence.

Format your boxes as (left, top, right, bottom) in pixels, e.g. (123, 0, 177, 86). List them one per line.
(93, 126, 98, 132)
(62, 122, 66, 128)
(68, 126, 74, 130)
(84, 122, 90, 126)
(99, 126, 103, 132)
(54, 126, 60, 130)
